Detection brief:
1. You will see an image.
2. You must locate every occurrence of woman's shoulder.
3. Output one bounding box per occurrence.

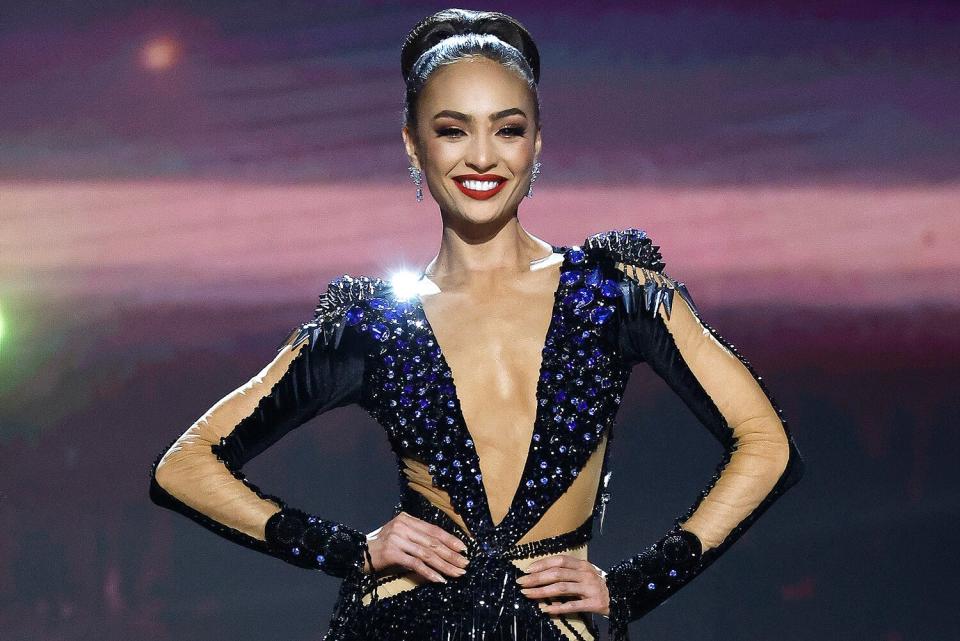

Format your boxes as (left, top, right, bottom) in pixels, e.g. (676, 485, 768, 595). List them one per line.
(279, 272, 388, 352)
(578, 227, 697, 319)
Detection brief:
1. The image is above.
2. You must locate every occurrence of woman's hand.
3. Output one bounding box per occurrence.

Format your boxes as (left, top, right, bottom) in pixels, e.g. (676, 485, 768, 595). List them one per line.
(515, 554, 610, 617)
(364, 511, 470, 583)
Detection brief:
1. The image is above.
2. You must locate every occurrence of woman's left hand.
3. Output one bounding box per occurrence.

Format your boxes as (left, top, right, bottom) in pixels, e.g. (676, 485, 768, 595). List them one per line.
(515, 554, 610, 617)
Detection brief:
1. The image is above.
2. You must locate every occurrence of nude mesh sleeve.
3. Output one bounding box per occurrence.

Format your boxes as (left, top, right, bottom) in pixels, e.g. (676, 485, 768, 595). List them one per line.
(619, 263, 803, 550)
(148, 312, 366, 560)
(608, 262, 804, 626)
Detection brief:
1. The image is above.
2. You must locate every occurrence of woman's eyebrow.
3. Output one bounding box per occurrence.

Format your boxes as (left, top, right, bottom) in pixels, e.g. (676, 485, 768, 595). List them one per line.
(432, 108, 527, 122)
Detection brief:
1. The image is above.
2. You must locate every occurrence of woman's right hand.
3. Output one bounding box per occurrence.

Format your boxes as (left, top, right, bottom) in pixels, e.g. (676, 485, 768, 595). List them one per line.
(363, 511, 470, 583)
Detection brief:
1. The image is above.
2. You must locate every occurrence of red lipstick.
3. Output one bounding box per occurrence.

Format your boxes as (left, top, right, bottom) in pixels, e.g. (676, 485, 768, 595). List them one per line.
(453, 173, 508, 200)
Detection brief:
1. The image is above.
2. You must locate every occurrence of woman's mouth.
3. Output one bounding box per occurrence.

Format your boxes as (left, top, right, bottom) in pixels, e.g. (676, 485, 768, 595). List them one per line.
(453, 174, 508, 200)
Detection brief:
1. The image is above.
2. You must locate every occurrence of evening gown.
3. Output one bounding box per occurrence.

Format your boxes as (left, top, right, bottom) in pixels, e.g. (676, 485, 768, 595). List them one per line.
(148, 228, 805, 641)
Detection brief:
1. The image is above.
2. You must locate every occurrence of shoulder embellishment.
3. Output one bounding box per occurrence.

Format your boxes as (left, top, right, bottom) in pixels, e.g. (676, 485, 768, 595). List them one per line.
(279, 274, 386, 352)
(583, 228, 699, 320)
(582, 228, 665, 273)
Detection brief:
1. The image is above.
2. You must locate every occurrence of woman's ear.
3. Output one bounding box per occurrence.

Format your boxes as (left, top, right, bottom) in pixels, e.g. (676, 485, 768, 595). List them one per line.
(534, 126, 542, 163)
(401, 125, 421, 170)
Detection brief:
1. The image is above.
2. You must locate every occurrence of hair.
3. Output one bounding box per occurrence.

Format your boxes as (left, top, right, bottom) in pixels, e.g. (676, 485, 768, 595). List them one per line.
(400, 8, 542, 130)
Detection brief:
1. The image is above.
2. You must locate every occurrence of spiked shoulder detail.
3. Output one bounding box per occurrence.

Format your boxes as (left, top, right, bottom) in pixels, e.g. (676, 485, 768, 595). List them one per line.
(277, 274, 386, 352)
(582, 228, 699, 320)
(583, 228, 666, 273)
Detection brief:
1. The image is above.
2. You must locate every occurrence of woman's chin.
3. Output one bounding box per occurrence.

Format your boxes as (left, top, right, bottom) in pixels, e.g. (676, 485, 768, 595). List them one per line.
(453, 206, 513, 226)
(445, 194, 521, 223)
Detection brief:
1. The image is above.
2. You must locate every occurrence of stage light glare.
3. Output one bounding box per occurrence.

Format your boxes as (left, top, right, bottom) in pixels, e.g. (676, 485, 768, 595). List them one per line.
(389, 270, 423, 301)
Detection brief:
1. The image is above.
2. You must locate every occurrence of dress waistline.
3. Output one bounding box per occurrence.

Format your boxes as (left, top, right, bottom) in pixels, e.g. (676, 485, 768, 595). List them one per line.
(397, 485, 595, 562)
(325, 487, 597, 640)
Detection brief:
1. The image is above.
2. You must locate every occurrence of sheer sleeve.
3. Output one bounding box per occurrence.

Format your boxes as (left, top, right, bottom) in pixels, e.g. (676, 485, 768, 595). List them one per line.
(148, 278, 371, 579)
(583, 229, 805, 640)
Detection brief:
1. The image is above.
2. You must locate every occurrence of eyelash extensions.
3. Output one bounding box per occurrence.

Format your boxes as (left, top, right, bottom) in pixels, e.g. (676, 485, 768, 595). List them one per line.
(436, 125, 527, 138)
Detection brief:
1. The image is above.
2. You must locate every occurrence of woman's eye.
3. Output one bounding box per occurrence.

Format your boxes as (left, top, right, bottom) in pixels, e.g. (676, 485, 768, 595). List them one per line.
(499, 126, 526, 137)
(436, 126, 526, 139)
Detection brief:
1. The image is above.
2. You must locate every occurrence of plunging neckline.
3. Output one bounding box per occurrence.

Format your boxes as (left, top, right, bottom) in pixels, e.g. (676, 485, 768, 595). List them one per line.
(411, 245, 570, 532)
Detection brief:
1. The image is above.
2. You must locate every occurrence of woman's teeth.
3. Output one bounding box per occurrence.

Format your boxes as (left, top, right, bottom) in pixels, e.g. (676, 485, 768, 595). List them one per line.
(461, 180, 501, 191)
(454, 176, 508, 199)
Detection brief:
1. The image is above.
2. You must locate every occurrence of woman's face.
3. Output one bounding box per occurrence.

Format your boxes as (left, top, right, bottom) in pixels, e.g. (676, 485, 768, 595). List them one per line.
(403, 56, 541, 226)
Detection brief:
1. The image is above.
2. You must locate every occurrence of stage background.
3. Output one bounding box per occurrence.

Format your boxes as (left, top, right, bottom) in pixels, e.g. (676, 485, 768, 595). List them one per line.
(1, 1, 958, 639)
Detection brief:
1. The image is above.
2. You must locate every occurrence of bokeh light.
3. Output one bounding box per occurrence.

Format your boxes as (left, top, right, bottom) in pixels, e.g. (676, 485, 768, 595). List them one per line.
(139, 35, 181, 71)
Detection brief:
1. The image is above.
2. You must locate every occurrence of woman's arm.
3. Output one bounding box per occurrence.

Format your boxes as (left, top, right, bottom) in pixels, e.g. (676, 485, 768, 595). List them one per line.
(148, 277, 372, 579)
(585, 229, 805, 640)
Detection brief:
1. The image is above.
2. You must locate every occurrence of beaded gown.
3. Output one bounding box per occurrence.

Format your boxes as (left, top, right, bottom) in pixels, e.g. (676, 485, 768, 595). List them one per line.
(148, 228, 804, 641)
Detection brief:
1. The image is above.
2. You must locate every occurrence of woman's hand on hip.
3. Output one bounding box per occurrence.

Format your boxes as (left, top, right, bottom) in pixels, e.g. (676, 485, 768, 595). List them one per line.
(364, 511, 470, 583)
(515, 554, 610, 616)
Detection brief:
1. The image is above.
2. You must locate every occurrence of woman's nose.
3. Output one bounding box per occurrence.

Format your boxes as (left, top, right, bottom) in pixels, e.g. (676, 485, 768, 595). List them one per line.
(464, 136, 496, 172)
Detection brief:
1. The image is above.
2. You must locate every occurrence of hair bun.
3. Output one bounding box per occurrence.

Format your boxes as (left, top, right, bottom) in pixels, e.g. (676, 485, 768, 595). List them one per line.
(401, 9, 540, 84)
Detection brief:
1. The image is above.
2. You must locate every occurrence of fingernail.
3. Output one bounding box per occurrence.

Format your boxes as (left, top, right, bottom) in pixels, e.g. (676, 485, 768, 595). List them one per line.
(435, 575, 447, 583)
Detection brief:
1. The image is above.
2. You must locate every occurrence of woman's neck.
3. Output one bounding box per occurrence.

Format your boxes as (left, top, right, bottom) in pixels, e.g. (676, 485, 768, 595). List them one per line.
(421, 219, 555, 280)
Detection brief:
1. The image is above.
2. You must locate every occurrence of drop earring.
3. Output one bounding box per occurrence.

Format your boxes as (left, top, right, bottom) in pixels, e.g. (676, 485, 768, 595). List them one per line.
(526, 161, 541, 198)
(408, 165, 423, 202)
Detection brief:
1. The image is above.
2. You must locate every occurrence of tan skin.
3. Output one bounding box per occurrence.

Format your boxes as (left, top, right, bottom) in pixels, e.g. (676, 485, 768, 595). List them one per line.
(362, 56, 611, 619)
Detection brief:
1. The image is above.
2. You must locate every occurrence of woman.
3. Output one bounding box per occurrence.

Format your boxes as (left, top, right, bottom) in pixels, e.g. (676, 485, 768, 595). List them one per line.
(148, 9, 804, 641)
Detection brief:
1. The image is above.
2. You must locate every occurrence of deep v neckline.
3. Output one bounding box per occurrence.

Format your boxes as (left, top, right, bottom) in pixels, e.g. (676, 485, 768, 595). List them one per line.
(411, 245, 570, 532)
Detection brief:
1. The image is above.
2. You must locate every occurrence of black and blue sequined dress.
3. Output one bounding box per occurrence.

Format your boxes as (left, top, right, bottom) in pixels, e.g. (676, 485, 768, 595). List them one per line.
(149, 229, 804, 641)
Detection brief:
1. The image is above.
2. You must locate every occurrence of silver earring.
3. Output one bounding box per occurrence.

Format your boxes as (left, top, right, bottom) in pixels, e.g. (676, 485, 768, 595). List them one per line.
(527, 161, 541, 198)
(408, 165, 423, 202)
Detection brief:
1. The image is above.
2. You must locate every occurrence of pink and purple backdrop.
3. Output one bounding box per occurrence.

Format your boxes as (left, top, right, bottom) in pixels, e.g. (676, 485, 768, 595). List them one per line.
(1, 2, 958, 639)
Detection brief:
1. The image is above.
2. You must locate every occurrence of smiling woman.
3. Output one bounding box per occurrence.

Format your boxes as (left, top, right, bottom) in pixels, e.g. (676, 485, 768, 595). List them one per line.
(148, 7, 804, 641)
(402, 51, 542, 219)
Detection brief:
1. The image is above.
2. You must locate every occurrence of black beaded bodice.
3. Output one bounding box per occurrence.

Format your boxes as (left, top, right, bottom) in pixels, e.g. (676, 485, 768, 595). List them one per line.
(343, 244, 630, 552)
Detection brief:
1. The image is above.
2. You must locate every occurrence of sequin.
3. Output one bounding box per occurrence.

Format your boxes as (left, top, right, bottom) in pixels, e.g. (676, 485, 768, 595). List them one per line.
(345, 305, 365, 325)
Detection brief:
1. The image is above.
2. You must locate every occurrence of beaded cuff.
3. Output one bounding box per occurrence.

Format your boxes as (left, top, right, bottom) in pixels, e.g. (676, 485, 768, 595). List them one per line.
(604, 527, 703, 640)
(264, 504, 370, 579)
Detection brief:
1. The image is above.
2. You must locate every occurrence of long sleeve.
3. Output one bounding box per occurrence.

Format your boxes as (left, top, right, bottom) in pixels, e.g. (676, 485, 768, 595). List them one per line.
(148, 278, 371, 579)
(583, 228, 805, 639)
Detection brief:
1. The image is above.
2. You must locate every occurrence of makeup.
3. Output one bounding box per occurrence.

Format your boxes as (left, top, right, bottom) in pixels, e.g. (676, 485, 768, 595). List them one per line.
(453, 174, 508, 200)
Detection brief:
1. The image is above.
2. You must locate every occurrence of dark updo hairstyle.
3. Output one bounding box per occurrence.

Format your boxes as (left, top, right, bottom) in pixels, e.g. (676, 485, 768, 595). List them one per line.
(400, 8, 541, 130)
